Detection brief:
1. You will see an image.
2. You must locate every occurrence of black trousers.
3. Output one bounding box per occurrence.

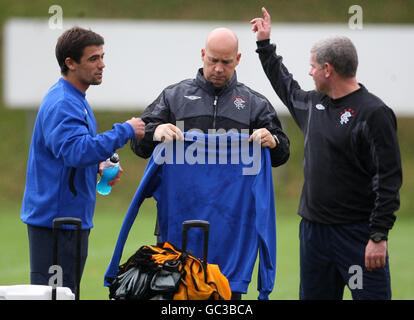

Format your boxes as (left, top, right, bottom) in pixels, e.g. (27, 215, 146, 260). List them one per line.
(299, 218, 391, 300)
(27, 224, 89, 295)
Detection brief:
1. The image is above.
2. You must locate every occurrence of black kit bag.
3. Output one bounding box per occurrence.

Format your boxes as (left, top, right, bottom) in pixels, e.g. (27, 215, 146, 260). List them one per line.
(109, 242, 183, 300)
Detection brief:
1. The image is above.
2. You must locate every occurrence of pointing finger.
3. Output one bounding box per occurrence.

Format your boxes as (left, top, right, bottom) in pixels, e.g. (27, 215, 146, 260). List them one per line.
(262, 7, 271, 23)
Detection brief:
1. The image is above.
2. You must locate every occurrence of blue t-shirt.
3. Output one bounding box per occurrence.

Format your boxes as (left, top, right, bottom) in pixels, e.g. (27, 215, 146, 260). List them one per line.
(105, 132, 277, 299)
(21, 78, 135, 229)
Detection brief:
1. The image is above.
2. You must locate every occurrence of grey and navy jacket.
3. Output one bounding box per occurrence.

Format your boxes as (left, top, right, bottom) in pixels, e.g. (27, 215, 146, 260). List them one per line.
(131, 68, 290, 167)
(256, 39, 402, 236)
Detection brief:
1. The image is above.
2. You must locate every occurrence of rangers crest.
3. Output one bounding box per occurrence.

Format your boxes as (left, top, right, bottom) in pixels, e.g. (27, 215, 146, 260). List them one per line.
(232, 95, 248, 110)
(340, 108, 355, 125)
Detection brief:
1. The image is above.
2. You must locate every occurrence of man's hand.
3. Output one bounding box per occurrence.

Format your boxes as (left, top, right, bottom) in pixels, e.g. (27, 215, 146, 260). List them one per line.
(250, 7, 272, 41)
(153, 123, 184, 143)
(99, 162, 124, 187)
(126, 117, 145, 139)
(365, 239, 387, 272)
(249, 128, 277, 149)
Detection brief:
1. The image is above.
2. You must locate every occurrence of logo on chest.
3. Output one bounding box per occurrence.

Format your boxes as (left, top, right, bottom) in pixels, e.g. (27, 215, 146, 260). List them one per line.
(232, 95, 248, 110)
(184, 95, 202, 100)
(340, 108, 355, 125)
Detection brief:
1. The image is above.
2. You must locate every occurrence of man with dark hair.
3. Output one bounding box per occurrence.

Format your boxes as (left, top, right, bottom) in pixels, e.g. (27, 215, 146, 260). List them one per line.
(251, 8, 402, 299)
(21, 27, 145, 295)
(55, 26, 105, 75)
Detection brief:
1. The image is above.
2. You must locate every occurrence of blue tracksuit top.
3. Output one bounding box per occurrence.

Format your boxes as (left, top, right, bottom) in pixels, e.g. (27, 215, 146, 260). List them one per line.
(104, 132, 277, 299)
(21, 78, 135, 229)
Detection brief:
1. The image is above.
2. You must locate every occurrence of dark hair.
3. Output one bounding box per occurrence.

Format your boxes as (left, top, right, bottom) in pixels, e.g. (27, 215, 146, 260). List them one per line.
(55, 27, 104, 75)
(311, 36, 358, 78)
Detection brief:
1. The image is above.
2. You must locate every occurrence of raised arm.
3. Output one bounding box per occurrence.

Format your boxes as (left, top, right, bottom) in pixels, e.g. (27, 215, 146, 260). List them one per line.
(250, 7, 318, 131)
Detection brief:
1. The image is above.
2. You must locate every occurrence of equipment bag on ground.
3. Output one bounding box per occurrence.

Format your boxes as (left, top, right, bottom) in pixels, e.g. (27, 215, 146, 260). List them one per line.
(109, 221, 231, 300)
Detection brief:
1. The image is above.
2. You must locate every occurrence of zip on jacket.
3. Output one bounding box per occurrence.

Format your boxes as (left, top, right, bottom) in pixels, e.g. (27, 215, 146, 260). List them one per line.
(212, 95, 218, 129)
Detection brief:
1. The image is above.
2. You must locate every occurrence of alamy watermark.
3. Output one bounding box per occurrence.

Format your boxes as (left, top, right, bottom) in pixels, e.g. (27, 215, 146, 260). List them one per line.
(48, 5, 63, 29)
(348, 264, 363, 290)
(48, 264, 63, 288)
(153, 121, 262, 176)
(348, 5, 363, 30)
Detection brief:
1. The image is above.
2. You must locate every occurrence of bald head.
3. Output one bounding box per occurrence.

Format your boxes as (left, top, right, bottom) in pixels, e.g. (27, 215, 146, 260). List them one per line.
(205, 28, 239, 54)
(201, 28, 241, 88)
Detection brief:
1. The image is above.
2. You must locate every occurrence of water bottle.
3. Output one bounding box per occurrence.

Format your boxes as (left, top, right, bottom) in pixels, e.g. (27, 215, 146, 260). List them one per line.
(96, 153, 120, 195)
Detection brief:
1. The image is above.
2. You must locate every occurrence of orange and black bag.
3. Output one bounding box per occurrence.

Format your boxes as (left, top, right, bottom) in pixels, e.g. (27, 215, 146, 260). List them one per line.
(109, 220, 231, 300)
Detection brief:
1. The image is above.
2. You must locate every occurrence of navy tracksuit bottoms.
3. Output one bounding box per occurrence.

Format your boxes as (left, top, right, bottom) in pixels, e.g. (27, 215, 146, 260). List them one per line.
(299, 218, 391, 300)
(27, 225, 89, 295)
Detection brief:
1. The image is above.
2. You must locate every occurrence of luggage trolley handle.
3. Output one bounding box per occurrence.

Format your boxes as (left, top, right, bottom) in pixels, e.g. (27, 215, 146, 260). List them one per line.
(182, 220, 210, 266)
(52, 217, 82, 300)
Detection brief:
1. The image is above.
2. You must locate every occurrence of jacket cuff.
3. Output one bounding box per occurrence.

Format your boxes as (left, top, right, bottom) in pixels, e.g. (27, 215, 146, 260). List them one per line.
(256, 39, 271, 48)
(123, 122, 136, 139)
(370, 227, 389, 238)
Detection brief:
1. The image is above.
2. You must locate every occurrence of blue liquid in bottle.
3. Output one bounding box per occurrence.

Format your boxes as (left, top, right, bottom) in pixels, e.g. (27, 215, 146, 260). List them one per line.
(97, 153, 120, 195)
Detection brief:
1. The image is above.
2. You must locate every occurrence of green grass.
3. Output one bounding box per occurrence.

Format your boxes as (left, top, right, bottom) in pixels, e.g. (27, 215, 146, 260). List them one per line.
(1, 200, 413, 300)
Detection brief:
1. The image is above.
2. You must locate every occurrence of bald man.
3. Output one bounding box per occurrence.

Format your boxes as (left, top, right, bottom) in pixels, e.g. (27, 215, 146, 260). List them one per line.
(130, 28, 290, 299)
(131, 27, 289, 164)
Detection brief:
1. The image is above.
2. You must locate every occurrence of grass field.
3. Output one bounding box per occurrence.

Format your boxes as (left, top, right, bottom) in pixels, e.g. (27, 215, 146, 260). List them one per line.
(1, 199, 413, 300)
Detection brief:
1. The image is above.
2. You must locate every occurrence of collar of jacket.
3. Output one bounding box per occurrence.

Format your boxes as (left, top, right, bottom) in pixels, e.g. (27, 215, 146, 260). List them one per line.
(195, 68, 238, 96)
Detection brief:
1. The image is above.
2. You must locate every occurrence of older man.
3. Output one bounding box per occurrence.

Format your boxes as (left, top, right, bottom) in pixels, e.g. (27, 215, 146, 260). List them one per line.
(251, 8, 402, 300)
